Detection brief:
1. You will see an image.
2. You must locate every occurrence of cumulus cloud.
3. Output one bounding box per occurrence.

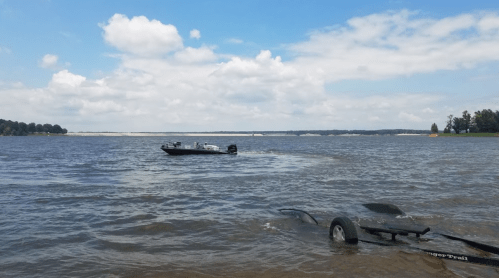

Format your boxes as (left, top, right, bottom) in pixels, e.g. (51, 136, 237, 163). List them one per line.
(100, 14, 183, 56)
(210, 50, 324, 107)
(479, 13, 499, 31)
(190, 29, 201, 39)
(289, 10, 499, 82)
(79, 99, 125, 115)
(50, 70, 86, 87)
(174, 46, 217, 63)
(3, 10, 499, 132)
(303, 94, 438, 128)
(40, 54, 59, 68)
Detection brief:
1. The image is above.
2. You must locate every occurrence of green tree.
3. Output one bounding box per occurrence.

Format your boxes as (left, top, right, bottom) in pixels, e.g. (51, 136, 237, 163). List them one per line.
(444, 114, 453, 133)
(18, 122, 28, 135)
(28, 122, 36, 133)
(43, 123, 53, 133)
(462, 110, 471, 133)
(0, 119, 68, 136)
(474, 109, 498, 133)
(431, 123, 438, 133)
(452, 117, 464, 134)
(2, 125, 11, 136)
(446, 114, 453, 130)
(52, 124, 63, 134)
(11, 121, 19, 133)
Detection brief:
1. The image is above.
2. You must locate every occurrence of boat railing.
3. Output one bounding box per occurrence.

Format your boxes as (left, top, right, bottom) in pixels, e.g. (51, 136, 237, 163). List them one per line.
(165, 142, 219, 150)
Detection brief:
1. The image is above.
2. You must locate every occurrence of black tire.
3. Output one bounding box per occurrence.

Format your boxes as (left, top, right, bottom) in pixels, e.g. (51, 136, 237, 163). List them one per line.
(329, 217, 358, 244)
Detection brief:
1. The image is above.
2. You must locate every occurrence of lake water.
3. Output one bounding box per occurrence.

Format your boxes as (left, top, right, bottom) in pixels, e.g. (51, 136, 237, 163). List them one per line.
(1, 135, 499, 277)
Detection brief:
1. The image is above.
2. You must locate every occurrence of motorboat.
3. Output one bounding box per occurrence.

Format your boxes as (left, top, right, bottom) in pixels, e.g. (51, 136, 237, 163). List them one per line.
(161, 142, 237, 155)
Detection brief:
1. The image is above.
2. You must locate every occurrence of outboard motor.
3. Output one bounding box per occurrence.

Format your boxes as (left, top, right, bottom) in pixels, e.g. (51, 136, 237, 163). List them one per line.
(227, 144, 237, 154)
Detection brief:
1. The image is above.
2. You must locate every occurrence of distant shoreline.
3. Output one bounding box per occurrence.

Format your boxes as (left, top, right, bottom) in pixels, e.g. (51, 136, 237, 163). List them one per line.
(66, 132, 429, 137)
(67, 132, 266, 137)
(6, 132, 493, 137)
(437, 133, 499, 137)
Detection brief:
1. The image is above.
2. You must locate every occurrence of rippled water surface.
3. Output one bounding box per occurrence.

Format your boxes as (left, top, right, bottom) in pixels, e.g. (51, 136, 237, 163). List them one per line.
(1, 135, 499, 277)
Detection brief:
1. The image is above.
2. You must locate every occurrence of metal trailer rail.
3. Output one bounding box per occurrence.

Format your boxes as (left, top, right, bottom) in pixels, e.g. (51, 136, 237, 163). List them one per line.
(279, 203, 499, 268)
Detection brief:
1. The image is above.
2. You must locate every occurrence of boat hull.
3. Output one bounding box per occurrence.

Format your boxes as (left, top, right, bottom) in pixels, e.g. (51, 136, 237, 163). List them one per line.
(161, 147, 233, 155)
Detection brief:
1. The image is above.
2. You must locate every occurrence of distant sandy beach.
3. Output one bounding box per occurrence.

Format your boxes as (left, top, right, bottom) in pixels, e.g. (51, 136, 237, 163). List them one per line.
(67, 132, 265, 137)
(66, 132, 428, 137)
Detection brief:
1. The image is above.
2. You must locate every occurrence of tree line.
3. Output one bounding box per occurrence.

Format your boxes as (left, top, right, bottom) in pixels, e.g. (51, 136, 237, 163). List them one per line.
(431, 109, 499, 134)
(0, 119, 68, 136)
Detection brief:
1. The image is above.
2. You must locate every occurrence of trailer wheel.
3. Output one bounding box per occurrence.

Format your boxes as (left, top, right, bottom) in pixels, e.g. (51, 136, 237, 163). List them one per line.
(330, 217, 358, 244)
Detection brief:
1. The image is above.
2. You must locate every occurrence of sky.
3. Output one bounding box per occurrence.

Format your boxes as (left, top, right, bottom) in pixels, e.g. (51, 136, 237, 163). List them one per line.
(1, 0, 499, 132)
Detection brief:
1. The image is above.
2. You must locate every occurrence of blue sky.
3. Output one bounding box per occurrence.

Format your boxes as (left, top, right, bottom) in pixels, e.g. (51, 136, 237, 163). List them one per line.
(1, 0, 499, 132)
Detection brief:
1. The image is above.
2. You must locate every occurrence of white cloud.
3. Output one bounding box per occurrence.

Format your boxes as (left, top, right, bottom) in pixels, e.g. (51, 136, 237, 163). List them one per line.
(174, 46, 217, 63)
(422, 108, 434, 114)
(50, 70, 86, 87)
(100, 14, 183, 56)
(398, 111, 423, 122)
(40, 54, 58, 68)
(289, 10, 499, 82)
(226, 38, 243, 44)
(190, 29, 201, 39)
(210, 50, 324, 106)
(79, 99, 124, 115)
(304, 94, 437, 128)
(0, 82, 23, 93)
(422, 14, 475, 37)
(3, 11, 499, 132)
(478, 13, 499, 32)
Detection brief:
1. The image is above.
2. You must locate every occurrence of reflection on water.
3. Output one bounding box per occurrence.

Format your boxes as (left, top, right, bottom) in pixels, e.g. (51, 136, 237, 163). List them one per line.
(0, 135, 499, 277)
